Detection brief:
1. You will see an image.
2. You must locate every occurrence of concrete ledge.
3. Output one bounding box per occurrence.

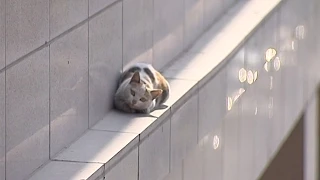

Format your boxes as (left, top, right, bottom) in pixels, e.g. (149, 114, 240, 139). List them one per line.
(28, 0, 281, 179)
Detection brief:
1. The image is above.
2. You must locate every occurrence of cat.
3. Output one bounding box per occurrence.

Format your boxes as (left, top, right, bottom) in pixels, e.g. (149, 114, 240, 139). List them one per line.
(114, 63, 170, 114)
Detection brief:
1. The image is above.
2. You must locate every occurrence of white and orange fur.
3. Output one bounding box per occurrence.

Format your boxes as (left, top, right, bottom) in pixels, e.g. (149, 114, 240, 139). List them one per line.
(114, 63, 170, 114)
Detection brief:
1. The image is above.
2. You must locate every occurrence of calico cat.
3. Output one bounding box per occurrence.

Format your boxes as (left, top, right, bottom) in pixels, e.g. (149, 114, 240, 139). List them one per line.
(114, 63, 170, 114)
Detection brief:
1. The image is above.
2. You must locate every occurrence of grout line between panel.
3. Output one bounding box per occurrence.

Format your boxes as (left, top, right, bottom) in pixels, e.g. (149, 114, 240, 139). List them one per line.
(88, 128, 139, 135)
(137, 135, 140, 180)
(121, 0, 124, 71)
(202, 0, 205, 31)
(151, 0, 154, 67)
(196, 86, 200, 144)
(169, 107, 172, 172)
(4, 0, 6, 178)
(51, 159, 105, 165)
(182, 0, 185, 50)
(87, 0, 90, 129)
(48, 0, 51, 159)
(181, 159, 184, 180)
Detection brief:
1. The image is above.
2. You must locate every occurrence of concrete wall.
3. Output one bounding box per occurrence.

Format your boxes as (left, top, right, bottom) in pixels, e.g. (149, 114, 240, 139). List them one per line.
(0, 0, 237, 179)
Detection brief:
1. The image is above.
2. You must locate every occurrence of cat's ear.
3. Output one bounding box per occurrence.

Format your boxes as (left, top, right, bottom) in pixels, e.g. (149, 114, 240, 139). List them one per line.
(130, 72, 140, 84)
(150, 89, 163, 100)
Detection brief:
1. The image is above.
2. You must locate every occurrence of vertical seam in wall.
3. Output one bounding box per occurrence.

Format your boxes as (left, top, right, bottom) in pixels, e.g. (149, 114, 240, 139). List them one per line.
(48, 0, 51, 159)
(221, 70, 226, 180)
(121, 0, 124, 71)
(87, 0, 90, 128)
(243, 31, 253, 178)
(181, 159, 184, 180)
(242, 38, 247, 178)
(276, 10, 283, 137)
(317, 84, 320, 180)
(277, 6, 284, 144)
(238, 95, 241, 177)
(222, 113, 226, 180)
(201, 0, 204, 34)
(243, 28, 253, 175)
(196, 86, 199, 144)
(169, 107, 172, 172)
(137, 135, 140, 180)
(4, 0, 6, 177)
(182, 0, 185, 49)
(151, 0, 154, 66)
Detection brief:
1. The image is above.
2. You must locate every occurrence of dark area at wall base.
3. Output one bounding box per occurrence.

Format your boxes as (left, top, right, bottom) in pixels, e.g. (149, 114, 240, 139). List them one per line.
(259, 116, 304, 180)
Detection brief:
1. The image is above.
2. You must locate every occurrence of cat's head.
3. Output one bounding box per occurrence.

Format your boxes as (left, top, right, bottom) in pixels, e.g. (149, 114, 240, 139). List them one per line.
(124, 72, 162, 110)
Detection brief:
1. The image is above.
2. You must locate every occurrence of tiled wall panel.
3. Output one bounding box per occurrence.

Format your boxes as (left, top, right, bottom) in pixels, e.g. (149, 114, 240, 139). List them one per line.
(89, 0, 117, 16)
(198, 69, 227, 141)
(105, 147, 138, 180)
(184, 0, 204, 49)
(0, 73, 4, 180)
(139, 120, 170, 180)
(50, 24, 88, 157)
(153, 0, 184, 70)
(170, 95, 198, 170)
(0, 1, 4, 177)
(88, 2, 122, 127)
(6, 0, 49, 64)
(0, 0, 4, 69)
(203, 0, 224, 29)
(6, 48, 49, 180)
(50, 0, 88, 39)
(123, 0, 153, 68)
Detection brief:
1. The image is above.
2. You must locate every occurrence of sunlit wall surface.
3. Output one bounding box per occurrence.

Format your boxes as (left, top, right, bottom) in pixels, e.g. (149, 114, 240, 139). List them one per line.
(164, 0, 320, 179)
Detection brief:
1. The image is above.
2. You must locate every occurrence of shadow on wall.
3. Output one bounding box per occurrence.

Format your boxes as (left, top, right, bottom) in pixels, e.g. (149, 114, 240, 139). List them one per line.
(258, 116, 304, 180)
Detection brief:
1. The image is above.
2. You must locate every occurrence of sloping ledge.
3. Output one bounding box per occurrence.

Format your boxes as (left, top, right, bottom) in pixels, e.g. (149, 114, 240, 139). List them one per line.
(28, 0, 281, 179)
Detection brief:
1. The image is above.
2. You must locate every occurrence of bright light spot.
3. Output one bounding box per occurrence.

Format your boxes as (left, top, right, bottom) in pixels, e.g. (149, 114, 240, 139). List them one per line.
(291, 40, 296, 50)
(227, 97, 233, 111)
(238, 68, 247, 83)
(295, 25, 305, 40)
(270, 76, 273, 90)
(274, 57, 281, 71)
(255, 107, 258, 115)
(265, 48, 277, 62)
(213, 135, 220, 150)
(227, 88, 246, 111)
(234, 88, 245, 102)
(264, 62, 270, 72)
(247, 70, 254, 84)
(239, 88, 245, 94)
(253, 71, 258, 82)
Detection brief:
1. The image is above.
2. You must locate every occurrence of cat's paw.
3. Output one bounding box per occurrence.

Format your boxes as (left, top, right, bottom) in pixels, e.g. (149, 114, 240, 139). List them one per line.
(136, 109, 150, 114)
(121, 105, 136, 113)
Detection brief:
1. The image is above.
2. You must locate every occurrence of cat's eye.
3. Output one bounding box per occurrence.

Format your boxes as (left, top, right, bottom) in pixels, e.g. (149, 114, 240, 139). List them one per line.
(140, 97, 147, 102)
(131, 90, 135, 96)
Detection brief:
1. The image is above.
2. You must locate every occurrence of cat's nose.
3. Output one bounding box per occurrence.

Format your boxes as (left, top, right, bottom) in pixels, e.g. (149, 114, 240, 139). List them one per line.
(132, 100, 137, 105)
